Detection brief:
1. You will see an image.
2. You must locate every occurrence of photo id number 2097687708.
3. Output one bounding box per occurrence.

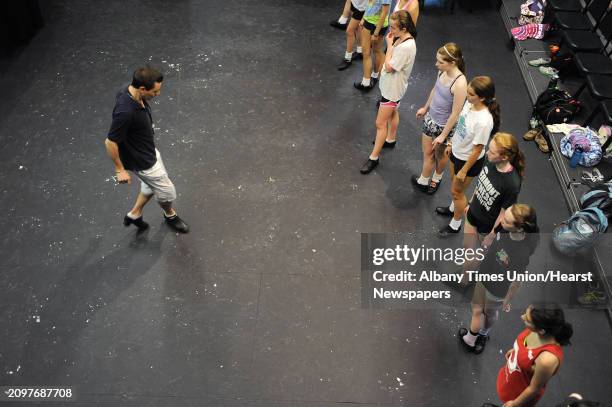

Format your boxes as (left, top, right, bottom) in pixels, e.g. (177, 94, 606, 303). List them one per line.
(1, 386, 76, 401)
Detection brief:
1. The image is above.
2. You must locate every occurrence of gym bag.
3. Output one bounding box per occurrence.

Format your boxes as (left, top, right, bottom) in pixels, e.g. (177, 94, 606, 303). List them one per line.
(580, 182, 612, 220)
(533, 88, 581, 125)
(552, 207, 608, 255)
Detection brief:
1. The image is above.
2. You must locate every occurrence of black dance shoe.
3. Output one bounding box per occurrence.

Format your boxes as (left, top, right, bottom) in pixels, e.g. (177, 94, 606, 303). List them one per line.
(435, 206, 453, 217)
(411, 175, 429, 193)
(360, 158, 379, 174)
(123, 215, 149, 231)
(165, 214, 190, 234)
(438, 224, 461, 237)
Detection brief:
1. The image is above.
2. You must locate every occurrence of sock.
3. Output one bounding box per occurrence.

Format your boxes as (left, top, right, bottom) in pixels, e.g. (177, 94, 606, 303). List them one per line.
(356, 46, 363, 53)
(432, 171, 443, 182)
(449, 201, 455, 212)
(164, 211, 177, 219)
(344, 51, 352, 61)
(417, 175, 430, 186)
(127, 212, 140, 220)
(369, 155, 379, 161)
(450, 218, 462, 230)
(361, 77, 371, 87)
(478, 327, 491, 337)
(463, 330, 478, 347)
(385, 138, 396, 143)
(338, 15, 348, 24)
(371, 71, 379, 79)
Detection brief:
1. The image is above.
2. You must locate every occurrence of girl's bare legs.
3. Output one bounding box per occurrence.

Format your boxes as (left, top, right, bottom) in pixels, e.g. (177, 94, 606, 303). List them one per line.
(387, 109, 399, 142)
(370, 105, 396, 159)
(360, 28, 373, 82)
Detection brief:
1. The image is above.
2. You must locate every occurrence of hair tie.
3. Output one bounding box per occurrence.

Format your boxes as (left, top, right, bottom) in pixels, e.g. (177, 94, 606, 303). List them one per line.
(443, 45, 458, 61)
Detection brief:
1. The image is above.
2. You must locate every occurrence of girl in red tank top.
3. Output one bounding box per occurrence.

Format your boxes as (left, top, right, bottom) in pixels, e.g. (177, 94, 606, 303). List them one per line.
(496, 305, 572, 407)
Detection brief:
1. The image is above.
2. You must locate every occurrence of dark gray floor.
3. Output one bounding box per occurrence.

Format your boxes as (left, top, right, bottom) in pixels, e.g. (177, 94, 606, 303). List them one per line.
(0, 1, 611, 406)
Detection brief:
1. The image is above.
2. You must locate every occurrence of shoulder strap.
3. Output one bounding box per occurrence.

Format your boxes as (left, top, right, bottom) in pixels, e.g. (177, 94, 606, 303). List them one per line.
(449, 73, 464, 91)
(448, 73, 464, 95)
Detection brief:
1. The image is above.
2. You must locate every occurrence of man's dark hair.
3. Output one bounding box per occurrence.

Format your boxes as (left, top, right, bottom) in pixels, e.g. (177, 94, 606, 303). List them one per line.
(131, 67, 163, 90)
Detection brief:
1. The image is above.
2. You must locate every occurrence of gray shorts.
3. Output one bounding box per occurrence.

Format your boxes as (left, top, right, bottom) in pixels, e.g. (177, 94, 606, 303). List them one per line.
(135, 149, 177, 202)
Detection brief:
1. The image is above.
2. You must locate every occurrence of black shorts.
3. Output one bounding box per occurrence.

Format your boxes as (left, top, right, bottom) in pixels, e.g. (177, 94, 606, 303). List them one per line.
(450, 153, 485, 178)
(351, 3, 365, 20)
(363, 20, 388, 37)
(466, 209, 494, 234)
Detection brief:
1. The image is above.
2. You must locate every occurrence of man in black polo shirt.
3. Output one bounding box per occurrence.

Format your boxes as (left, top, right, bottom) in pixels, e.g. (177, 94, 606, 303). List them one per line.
(105, 67, 189, 233)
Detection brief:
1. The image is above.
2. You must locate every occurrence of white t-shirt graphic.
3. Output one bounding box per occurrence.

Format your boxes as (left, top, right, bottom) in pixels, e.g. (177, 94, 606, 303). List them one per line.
(451, 102, 493, 161)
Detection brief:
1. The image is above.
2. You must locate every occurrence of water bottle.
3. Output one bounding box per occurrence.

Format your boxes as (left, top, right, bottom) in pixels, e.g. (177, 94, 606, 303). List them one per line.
(570, 147, 583, 168)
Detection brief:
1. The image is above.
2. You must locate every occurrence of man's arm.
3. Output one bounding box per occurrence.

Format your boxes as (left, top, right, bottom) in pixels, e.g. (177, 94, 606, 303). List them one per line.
(105, 138, 131, 184)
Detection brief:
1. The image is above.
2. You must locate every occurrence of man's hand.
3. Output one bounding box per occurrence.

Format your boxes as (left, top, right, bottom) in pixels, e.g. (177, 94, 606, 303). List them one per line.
(116, 169, 131, 184)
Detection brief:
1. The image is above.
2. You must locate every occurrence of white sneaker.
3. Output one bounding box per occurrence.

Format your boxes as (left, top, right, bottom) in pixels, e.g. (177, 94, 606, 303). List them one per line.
(528, 57, 551, 67)
(539, 66, 559, 77)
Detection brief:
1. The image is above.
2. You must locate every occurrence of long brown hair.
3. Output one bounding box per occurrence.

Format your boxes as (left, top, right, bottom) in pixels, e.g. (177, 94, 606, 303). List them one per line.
(509, 203, 539, 233)
(469, 76, 500, 135)
(437, 42, 465, 74)
(492, 132, 526, 179)
(390, 10, 417, 38)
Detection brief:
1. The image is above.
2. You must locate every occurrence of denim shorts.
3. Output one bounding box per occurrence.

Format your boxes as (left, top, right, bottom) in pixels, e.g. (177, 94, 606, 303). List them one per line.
(136, 149, 177, 202)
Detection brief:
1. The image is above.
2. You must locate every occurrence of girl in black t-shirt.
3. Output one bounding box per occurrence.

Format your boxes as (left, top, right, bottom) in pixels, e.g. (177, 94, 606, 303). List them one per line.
(463, 132, 525, 262)
(458, 203, 539, 354)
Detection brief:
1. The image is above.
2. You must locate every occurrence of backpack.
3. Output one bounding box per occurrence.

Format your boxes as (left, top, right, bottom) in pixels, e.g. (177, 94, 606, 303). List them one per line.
(580, 182, 612, 220)
(549, 53, 578, 78)
(552, 207, 608, 255)
(560, 127, 603, 167)
(533, 88, 581, 125)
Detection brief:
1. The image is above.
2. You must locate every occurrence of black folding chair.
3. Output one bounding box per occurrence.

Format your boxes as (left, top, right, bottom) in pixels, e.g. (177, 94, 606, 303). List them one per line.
(548, 0, 591, 13)
(561, 11, 612, 53)
(573, 50, 612, 76)
(583, 99, 612, 130)
(574, 73, 612, 102)
(553, 0, 610, 31)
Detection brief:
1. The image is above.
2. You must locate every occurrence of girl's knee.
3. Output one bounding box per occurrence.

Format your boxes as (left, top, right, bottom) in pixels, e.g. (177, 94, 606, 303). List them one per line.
(471, 305, 484, 316)
(450, 186, 463, 199)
